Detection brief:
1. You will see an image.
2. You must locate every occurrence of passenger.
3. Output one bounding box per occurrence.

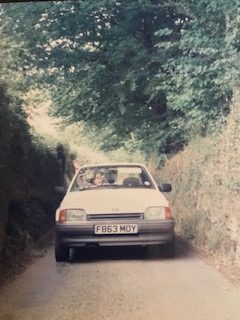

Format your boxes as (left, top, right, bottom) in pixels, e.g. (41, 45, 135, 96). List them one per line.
(93, 172, 105, 185)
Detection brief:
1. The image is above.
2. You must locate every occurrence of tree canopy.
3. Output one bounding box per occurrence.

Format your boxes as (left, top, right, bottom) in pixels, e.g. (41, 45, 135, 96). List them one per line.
(1, 0, 239, 156)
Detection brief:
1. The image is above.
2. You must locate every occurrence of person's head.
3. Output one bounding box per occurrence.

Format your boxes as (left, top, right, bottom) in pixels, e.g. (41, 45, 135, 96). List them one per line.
(93, 172, 105, 185)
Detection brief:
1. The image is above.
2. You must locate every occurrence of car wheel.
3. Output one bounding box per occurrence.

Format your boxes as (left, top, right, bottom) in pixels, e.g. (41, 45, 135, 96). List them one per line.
(55, 241, 69, 262)
(164, 236, 175, 258)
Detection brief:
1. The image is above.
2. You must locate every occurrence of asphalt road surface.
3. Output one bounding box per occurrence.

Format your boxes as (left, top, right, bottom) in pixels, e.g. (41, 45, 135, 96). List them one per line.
(0, 241, 240, 320)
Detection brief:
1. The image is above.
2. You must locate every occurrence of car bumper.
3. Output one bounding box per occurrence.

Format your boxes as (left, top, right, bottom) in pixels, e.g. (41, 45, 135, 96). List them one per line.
(56, 220, 175, 247)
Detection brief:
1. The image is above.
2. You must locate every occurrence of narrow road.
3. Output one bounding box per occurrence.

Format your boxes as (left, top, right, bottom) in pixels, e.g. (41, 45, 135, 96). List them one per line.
(0, 241, 239, 320)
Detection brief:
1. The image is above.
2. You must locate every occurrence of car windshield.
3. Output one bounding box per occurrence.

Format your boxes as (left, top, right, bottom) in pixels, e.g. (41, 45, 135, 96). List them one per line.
(70, 165, 154, 191)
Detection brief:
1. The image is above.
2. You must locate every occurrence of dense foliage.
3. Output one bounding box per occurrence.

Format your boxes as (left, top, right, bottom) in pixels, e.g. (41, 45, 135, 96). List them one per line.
(0, 31, 64, 269)
(1, 0, 240, 156)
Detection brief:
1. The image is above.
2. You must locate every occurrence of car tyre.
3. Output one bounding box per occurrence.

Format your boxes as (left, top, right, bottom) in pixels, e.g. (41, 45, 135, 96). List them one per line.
(164, 235, 175, 258)
(55, 241, 69, 262)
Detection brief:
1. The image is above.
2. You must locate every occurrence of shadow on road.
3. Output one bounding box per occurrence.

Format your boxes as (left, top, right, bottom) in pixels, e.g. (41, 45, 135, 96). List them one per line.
(70, 235, 194, 263)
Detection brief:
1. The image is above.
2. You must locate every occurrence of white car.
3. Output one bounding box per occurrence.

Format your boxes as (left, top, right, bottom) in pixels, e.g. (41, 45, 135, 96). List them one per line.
(55, 163, 175, 261)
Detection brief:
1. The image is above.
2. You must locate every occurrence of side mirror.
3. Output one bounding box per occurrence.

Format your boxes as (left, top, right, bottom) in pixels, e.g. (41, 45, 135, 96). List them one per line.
(54, 186, 67, 196)
(158, 183, 172, 192)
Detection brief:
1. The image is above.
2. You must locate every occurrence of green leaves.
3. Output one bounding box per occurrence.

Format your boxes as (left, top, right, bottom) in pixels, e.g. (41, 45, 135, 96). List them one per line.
(1, 0, 239, 156)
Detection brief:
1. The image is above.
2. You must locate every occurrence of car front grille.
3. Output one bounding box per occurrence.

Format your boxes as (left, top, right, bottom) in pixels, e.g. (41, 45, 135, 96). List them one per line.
(87, 213, 144, 221)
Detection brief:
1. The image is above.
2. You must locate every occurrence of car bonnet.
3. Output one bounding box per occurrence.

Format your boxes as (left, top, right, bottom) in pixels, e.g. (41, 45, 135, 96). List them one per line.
(60, 188, 169, 214)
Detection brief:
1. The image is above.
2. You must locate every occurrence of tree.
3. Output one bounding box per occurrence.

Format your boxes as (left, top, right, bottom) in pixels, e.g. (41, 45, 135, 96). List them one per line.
(1, 0, 239, 156)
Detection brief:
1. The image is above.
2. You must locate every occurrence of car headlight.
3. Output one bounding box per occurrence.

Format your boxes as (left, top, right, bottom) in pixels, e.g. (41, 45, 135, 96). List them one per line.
(58, 209, 86, 222)
(144, 207, 172, 220)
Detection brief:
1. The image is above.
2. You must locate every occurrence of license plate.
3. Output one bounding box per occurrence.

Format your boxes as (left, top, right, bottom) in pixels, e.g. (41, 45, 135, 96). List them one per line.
(94, 224, 138, 234)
